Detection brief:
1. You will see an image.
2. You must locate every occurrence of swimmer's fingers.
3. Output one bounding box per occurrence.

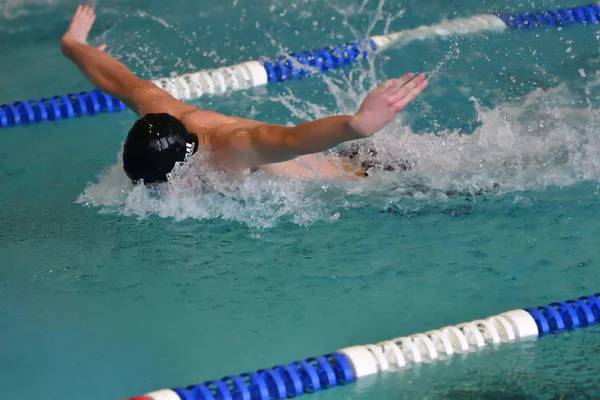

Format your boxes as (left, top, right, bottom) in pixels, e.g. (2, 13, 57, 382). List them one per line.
(97, 44, 107, 51)
(391, 78, 428, 112)
(387, 74, 426, 98)
(382, 73, 414, 93)
(385, 74, 423, 100)
(81, 4, 96, 17)
(73, 4, 96, 23)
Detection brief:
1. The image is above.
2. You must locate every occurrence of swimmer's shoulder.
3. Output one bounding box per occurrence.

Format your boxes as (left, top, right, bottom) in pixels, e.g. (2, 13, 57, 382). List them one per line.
(180, 108, 262, 131)
(181, 108, 266, 149)
(178, 108, 263, 156)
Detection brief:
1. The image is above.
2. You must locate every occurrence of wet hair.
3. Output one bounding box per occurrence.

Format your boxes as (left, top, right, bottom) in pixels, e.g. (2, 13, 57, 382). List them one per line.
(122, 113, 198, 184)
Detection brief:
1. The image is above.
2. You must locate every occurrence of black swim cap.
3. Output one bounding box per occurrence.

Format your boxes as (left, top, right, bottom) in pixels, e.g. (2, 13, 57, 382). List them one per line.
(123, 113, 198, 184)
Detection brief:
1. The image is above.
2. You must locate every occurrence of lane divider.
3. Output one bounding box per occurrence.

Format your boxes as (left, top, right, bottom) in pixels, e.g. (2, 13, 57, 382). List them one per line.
(3, 3, 600, 129)
(125, 292, 600, 400)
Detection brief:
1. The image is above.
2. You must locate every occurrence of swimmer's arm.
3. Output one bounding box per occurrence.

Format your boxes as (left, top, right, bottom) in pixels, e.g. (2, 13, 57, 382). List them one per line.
(209, 116, 361, 171)
(210, 74, 427, 171)
(61, 40, 193, 117)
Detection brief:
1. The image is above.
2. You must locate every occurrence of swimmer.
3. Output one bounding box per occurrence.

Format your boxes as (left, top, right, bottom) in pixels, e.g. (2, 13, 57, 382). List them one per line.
(61, 5, 428, 184)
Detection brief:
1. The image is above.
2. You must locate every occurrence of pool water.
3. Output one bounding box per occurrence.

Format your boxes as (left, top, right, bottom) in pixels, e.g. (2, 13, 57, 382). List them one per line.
(2, 0, 600, 399)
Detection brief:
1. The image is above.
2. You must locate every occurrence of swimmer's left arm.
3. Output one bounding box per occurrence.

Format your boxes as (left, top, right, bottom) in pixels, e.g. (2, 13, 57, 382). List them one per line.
(209, 116, 360, 171)
(209, 74, 427, 172)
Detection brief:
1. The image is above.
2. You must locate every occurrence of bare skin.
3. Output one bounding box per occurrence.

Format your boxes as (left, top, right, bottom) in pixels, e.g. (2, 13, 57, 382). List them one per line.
(61, 5, 428, 179)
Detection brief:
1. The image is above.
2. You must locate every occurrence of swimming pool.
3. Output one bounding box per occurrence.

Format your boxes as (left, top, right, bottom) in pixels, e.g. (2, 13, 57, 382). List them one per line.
(2, 0, 600, 398)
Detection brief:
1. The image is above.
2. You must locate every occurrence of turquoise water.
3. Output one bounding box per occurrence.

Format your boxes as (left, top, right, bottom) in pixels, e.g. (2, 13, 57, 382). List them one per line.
(2, 0, 600, 399)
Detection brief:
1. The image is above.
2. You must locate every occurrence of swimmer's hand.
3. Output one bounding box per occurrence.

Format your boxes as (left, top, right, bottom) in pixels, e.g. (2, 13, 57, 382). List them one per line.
(349, 73, 427, 137)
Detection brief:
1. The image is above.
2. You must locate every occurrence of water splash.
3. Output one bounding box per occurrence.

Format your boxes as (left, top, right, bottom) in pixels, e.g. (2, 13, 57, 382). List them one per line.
(77, 149, 344, 228)
(76, 1, 600, 229)
(0, 0, 56, 20)
(77, 75, 600, 229)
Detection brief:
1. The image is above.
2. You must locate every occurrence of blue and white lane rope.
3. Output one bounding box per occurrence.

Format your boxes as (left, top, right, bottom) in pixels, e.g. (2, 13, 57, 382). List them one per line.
(126, 292, 600, 400)
(2, 2, 600, 129)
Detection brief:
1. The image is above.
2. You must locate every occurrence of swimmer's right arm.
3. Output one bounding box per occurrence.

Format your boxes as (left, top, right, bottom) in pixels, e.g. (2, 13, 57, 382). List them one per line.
(61, 5, 193, 118)
(210, 74, 427, 172)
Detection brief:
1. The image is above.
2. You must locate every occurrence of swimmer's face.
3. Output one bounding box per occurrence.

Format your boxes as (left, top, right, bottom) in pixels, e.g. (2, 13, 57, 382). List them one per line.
(122, 113, 198, 184)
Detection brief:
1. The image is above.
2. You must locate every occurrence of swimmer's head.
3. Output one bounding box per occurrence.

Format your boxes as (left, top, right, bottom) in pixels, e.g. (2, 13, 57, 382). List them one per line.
(122, 113, 198, 184)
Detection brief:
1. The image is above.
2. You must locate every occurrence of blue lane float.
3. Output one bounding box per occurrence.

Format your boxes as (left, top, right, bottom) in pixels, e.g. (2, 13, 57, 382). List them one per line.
(2, 3, 600, 129)
(0, 90, 126, 128)
(498, 3, 600, 28)
(126, 292, 600, 400)
(171, 354, 354, 400)
(262, 40, 377, 84)
(525, 294, 600, 335)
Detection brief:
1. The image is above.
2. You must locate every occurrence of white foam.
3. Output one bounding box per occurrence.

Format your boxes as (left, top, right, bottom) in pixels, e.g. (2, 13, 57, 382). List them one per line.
(76, 149, 343, 228)
(77, 77, 600, 228)
(76, 0, 600, 229)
